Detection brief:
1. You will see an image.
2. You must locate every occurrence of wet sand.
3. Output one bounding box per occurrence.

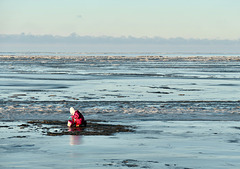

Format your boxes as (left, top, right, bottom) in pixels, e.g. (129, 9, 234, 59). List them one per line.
(1, 54, 240, 168)
(1, 120, 240, 169)
(27, 119, 135, 136)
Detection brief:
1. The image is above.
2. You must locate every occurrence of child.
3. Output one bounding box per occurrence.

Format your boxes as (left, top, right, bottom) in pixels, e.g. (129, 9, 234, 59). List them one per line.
(68, 107, 87, 127)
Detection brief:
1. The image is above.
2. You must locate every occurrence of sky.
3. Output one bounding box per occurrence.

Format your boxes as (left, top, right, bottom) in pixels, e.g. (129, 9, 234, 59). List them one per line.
(1, 0, 240, 39)
(1, 0, 240, 52)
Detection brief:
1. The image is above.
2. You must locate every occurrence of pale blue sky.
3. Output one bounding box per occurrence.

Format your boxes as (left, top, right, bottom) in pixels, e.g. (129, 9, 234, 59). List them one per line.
(1, 0, 240, 40)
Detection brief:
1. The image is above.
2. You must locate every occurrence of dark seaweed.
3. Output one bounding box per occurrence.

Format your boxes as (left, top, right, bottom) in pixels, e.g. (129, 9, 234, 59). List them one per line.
(27, 120, 135, 136)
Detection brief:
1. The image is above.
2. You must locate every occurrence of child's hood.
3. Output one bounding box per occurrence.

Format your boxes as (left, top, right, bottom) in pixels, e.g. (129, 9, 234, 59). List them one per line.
(70, 107, 75, 115)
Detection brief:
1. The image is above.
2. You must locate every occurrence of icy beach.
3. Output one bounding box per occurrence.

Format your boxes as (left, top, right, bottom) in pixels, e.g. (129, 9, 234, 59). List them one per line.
(1, 53, 240, 168)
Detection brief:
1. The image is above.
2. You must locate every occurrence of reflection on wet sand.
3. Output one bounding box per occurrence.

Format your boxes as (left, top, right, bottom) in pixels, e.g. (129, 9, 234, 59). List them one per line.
(69, 127, 82, 145)
(70, 135, 82, 145)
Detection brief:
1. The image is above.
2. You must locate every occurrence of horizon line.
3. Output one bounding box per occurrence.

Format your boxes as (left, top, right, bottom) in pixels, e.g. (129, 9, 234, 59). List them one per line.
(1, 33, 240, 41)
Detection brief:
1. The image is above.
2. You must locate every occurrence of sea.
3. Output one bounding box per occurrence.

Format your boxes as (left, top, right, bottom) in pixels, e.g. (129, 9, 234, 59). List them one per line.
(0, 52, 240, 122)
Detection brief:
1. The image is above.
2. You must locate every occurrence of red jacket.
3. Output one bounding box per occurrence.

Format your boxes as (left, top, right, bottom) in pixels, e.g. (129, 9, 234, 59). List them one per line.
(71, 110, 85, 127)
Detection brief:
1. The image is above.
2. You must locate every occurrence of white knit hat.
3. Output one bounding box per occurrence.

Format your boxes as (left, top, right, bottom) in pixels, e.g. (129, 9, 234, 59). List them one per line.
(70, 107, 75, 115)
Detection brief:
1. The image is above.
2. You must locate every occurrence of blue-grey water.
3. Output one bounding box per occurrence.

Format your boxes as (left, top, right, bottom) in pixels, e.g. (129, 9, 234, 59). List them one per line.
(1, 52, 240, 169)
(0, 52, 240, 121)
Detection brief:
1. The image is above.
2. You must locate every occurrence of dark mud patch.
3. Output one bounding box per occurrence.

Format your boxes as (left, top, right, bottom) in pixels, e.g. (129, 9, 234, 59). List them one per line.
(228, 139, 240, 143)
(147, 91, 172, 94)
(101, 159, 194, 168)
(27, 120, 135, 136)
(232, 126, 240, 130)
(8, 136, 28, 139)
(0, 125, 10, 128)
(102, 159, 159, 168)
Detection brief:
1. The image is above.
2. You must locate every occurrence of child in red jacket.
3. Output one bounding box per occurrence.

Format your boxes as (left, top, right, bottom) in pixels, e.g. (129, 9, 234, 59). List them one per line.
(68, 107, 87, 127)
